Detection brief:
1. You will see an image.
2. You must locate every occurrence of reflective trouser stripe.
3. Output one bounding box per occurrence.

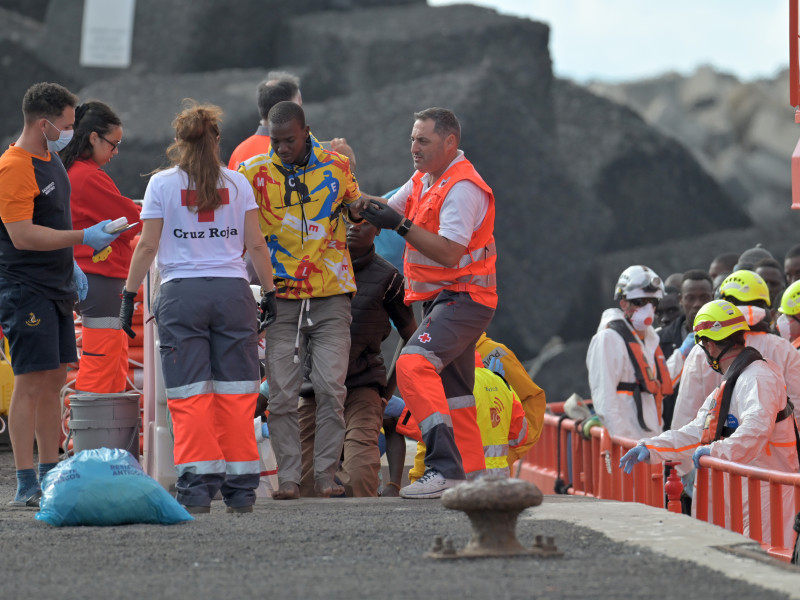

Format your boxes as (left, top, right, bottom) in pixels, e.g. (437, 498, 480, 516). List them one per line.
(485, 465, 510, 477)
(169, 390, 259, 471)
(418, 411, 453, 435)
(75, 327, 129, 393)
(397, 354, 486, 476)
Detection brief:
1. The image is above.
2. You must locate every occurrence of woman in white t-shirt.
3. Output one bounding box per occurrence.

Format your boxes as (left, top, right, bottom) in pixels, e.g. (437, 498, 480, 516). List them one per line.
(121, 102, 274, 514)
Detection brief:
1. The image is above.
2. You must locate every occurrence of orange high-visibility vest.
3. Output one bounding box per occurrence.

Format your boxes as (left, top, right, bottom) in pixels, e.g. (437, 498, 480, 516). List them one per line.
(607, 320, 672, 431)
(403, 159, 497, 308)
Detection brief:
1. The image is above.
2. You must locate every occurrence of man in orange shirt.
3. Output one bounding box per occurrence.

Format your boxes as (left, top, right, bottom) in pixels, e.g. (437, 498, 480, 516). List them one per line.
(227, 72, 303, 171)
(0, 83, 120, 507)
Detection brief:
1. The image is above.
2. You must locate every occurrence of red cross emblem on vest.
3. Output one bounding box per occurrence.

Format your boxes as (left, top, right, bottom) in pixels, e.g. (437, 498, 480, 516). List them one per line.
(181, 188, 230, 222)
(418, 332, 431, 343)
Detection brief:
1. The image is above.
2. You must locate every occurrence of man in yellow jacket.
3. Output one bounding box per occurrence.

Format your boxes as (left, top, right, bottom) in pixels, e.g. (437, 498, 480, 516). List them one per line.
(476, 333, 546, 463)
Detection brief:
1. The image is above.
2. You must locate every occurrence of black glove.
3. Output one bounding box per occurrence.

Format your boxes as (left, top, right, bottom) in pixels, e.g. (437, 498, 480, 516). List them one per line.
(119, 289, 137, 339)
(259, 288, 277, 331)
(362, 199, 403, 230)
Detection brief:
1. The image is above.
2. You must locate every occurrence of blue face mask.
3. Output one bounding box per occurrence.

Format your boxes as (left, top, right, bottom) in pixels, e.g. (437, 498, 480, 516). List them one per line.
(44, 120, 74, 152)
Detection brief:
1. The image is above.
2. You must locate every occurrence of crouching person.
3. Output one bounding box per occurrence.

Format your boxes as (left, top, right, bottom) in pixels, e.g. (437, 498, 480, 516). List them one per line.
(620, 300, 799, 545)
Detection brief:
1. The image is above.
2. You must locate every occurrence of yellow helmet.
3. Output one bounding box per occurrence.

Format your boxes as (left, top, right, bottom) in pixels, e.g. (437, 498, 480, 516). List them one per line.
(693, 299, 749, 342)
(719, 270, 771, 307)
(779, 280, 800, 316)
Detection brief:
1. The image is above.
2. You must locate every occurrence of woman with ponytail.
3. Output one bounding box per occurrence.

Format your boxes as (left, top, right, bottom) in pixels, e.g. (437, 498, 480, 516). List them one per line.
(61, 101, 141, 394)
(121, 101, 274, 514)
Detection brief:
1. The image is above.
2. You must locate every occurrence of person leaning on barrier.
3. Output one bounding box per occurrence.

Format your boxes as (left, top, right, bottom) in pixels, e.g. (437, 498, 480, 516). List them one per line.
(620, 300, 800, 544)
(586, 265, 672, 441)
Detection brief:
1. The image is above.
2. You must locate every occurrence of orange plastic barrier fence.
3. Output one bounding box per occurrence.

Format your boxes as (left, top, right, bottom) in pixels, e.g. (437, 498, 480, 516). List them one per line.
(695, 455, 800, 562)
(517, 402, 666, 510)
(518, 402, 799, 563)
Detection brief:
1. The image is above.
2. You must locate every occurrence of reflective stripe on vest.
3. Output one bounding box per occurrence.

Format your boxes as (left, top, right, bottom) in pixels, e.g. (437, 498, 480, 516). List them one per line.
(403, 158, 496, 303)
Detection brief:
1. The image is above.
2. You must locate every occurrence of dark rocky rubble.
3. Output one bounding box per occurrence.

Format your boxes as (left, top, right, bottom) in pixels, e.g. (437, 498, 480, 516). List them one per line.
(1, 0, 797, 405)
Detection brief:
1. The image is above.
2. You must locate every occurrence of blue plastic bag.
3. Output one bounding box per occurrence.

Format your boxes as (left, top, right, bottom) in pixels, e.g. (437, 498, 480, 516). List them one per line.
(35, 448, 193, 526)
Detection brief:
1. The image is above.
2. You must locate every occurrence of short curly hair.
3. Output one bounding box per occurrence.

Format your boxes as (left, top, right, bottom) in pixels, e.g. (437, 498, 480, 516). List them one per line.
(22, 82, 78, 123)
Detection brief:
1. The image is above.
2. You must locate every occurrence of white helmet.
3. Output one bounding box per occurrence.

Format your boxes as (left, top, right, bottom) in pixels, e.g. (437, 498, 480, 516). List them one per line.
(614, 265, 664, 301)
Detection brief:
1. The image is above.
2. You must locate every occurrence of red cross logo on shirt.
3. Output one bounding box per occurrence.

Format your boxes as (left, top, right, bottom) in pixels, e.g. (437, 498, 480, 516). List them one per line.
(181, 188, 230, 222)
(418, 332, 432, 344)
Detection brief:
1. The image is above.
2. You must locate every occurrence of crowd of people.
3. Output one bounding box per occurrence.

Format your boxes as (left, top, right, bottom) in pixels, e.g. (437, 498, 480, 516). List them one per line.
(2, 77, 799, 526)
(591, 247, 800, 540)
(0, 77, 549, 513)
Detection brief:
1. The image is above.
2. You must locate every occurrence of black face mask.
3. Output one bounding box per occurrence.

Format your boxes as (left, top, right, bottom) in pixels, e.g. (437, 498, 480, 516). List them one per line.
(699, 340, 735, 374)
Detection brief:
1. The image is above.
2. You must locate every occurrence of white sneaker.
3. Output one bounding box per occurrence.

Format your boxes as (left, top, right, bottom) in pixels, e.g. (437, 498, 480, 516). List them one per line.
(399, 470, 465, 499)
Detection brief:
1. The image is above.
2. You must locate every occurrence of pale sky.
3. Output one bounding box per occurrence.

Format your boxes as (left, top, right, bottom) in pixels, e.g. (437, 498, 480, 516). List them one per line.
(429, 0, 788, 82)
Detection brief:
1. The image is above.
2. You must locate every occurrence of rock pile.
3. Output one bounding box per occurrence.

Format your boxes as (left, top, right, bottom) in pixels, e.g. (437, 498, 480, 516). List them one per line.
(590, 66, 797, 224)
(2, 1, 794, 405)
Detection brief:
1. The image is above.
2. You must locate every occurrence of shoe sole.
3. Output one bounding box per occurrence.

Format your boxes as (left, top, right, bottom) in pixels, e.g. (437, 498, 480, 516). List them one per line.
(399, 489, 446, 499)
(8, 491, 42, 508)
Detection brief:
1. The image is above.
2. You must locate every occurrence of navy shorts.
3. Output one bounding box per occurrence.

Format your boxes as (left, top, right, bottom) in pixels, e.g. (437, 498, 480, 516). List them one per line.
(0, 279, 77, 375)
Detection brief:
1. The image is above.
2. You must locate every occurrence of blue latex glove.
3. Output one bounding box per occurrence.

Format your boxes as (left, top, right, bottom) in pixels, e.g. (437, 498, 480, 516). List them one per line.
(619, 445, 650, 474)
(487, 355, 505, 378)
(259, 379, 270, 397)
(82, 220, 120, 251)
(261, 422, 270, 439)
(384, 395, 405, 418)
(73, 261, 88, 302)
(679, 332, 696, 358)
(693, 445, 711, 468)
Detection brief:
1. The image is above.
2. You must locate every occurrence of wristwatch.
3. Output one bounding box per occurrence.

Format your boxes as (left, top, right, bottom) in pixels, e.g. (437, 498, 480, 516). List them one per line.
(395, 218, 413, 237)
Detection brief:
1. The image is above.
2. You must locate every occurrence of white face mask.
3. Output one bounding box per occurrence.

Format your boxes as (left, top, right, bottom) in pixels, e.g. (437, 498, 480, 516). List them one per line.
(777, 314, 794, 340)
(630, 303, 655, 331)
(737, 305, 767, 326)
(44, 120, 73, 152)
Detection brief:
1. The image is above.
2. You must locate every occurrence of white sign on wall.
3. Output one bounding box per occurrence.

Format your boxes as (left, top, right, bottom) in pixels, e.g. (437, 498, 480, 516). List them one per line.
(79, 0, 136, 68)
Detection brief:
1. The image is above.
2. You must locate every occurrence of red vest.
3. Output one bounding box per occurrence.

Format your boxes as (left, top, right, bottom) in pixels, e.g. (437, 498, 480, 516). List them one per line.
(403, 158, 497, 308)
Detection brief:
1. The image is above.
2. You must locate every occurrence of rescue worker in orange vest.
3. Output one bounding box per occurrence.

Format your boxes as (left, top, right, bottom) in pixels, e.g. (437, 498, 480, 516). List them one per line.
(586, 265, 673, 441)
(777, 280, 800, 348)
(620, 300, 799, 545)
(359, 107, 496, 498)
(400, 354, 529, 479)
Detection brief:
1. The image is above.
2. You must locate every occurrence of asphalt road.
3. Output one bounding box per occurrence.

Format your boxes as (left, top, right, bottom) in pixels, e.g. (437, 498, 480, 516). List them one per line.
(0, 449, 796, 600)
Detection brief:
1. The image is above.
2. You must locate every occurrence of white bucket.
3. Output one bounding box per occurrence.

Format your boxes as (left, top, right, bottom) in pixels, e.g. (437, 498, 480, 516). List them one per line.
(68, 393, 141, 461)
